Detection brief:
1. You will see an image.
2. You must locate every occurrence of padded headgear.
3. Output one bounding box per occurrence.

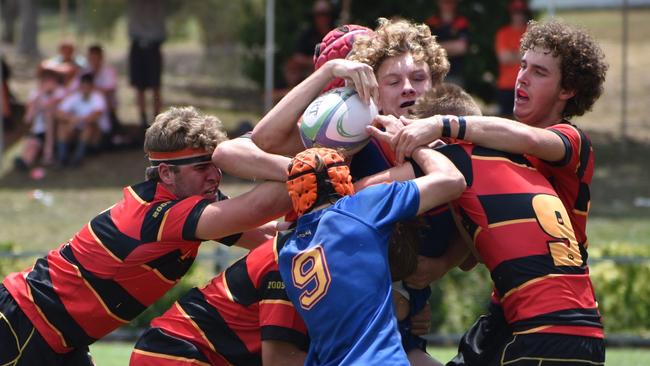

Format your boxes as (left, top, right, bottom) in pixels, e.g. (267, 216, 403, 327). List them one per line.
(286, 148, 354, 216)
(313, 24, 373, 92)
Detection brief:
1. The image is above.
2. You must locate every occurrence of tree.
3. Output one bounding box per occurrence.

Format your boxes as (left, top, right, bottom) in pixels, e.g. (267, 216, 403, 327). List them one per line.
(17, 0, 39, 57)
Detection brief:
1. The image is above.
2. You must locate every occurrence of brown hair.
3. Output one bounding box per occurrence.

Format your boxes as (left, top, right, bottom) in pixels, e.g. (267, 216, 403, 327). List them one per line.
(389, 218, 428, 281)
(520, 20, 608, 119)
(144, 106, 227, 155)
(411, 83, 482, 118)
(348, 17, 449, 85)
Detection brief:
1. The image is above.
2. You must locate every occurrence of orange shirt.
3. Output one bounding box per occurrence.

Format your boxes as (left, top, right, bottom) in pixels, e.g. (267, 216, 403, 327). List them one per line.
(495, 25, 526, 90)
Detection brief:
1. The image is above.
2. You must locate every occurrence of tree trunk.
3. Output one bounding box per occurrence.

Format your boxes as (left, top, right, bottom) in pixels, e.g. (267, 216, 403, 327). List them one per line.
(17, 0, 39, 57)
(1, 0, 19, 43)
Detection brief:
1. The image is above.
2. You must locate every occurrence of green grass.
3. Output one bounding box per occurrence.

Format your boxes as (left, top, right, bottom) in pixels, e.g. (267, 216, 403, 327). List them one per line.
(88, 342, 650, 366)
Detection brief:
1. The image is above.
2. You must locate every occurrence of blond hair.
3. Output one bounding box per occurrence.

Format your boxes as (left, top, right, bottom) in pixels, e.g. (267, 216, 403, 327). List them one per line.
(348, 17, 449, 85)
(144, 106, 227, 154)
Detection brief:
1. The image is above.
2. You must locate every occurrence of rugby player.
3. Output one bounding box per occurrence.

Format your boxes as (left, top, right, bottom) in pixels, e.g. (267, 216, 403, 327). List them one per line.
(0, 107, 290, 365)
(278, 147, 465, 365)
(366, 85, 605, 365)
(129, 235, 308, 366)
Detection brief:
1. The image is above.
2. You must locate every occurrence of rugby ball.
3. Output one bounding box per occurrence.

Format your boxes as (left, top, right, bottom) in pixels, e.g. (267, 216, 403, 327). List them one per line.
(299, 87, 378, 152)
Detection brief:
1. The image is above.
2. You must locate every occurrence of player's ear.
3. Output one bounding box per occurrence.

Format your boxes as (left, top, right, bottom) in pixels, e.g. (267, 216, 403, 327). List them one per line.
(157, 163, 175, 185)
(559, 87, 576, 101)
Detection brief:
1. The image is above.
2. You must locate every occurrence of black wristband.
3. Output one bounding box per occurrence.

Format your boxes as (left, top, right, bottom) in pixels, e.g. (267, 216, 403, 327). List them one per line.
(442, 117, 452, 138)
(405, 157, 426, 178)
(457, 116, 467, 140)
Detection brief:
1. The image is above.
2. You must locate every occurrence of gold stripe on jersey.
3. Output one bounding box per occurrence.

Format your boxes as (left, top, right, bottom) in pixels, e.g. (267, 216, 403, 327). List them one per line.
(70, 262, 129, 324)
(511, 325, 552, 335)
(25, 275, 69, 349)
(487, 218, 537, 229)
(140, 264, 177, 285)
(273, 235, 280, 264)
(573, 208, 588, 216)
(131, 348, 212, 366)
(260, 299, 294, 306)
(127, 186, 150, 206)
(471, 155, 538, 171)
(87, 224, 123, 263)
(472, 226, 482, 243)
(156, 209, 171, 241)
(176, 302, 219, 355)
(222, 274, 234, 303)
(501, 273, 564, 301)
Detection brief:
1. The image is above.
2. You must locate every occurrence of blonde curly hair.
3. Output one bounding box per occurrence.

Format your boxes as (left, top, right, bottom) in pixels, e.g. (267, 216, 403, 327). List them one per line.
(348, 17, 450, 85)
(144, 106, 227, 155)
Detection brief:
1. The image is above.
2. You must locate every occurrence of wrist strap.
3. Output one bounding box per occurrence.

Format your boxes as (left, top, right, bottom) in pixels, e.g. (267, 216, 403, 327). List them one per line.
(441, 117, 452, 138)
(457, 116, 467, 140)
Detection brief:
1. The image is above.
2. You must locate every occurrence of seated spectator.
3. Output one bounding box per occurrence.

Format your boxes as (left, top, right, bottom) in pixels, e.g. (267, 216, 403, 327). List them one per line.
(426, 0, 469, 86)
(14, 69, 66, 170)
(85, 44, 120, 134)
(40, 41, 86, 94)
(494, 0, 531, 117)
(55, 73, 107, 166)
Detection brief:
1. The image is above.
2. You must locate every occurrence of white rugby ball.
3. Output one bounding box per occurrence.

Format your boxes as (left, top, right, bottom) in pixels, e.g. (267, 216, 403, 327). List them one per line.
(299, 87, 378, 152)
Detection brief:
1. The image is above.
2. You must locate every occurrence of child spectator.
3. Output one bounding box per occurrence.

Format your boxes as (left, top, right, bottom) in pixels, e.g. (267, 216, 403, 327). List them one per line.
(55, 73, 107, 166)
(14, 69, 66, 170)
(85, 44, 120, 134)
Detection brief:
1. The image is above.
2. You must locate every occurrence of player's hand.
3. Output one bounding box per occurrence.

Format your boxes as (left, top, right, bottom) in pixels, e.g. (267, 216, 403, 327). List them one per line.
(365, 114, 404, 147)
(393, 115, 441, 164)
(325, 59, 378, 106)
(410, 302, 432, 335)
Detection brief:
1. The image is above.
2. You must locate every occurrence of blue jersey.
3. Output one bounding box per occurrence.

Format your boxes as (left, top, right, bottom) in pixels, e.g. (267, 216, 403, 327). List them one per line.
(278, 182, 420, 365)
(351, 139, 453, 258)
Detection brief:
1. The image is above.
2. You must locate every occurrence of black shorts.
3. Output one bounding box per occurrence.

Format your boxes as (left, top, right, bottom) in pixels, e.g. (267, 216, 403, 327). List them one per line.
(129, 39, 162, 89)
(488, 332, 605, 366)
(0, 285, 94, 366)
(447, 302, 512, 366)
(447, 303, 605, 366)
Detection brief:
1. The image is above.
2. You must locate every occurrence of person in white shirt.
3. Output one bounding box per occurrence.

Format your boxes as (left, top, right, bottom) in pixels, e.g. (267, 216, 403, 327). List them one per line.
(86, 44, 119, 135)
(56, 73, 106, 166)
(14, 69, 66, 170)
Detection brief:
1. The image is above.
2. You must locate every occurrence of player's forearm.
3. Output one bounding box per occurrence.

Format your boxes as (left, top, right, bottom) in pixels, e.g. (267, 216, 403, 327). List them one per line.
(234, 222, 277, 250)
(354, 163, 416, 191)
(252, 65, 334, 155)
(441, 39, 467, 56)
(462, 116, 566, 162)
(412, 147, 466, 215)
(213, 138, 290, 182)
(196, 182, 291, 240)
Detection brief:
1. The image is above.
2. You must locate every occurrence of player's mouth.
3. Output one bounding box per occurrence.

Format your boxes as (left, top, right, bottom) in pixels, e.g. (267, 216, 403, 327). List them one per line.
(515, 88, 529, 103)
(203, 187, 217, 199)
(399, 100, 416, 108)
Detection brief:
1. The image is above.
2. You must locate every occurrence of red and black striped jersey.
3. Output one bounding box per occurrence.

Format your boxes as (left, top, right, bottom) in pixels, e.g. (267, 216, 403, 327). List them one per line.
(3, 180, 240, 353)
(144, 234, 308, 365)
(437, 143, 603, 338)
(526, 122, 594, 246)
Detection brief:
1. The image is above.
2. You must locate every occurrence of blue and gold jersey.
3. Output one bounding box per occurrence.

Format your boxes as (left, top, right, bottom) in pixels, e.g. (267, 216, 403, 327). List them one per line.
(278, 181, 420, 366)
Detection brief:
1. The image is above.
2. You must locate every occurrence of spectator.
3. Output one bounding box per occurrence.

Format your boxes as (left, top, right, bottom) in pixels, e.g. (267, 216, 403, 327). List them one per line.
(426, 0, 469, 86)
(494, 0, 531, 117)
(40, 41, 85, 94)
(14, 69, 65, 170)
(85, 44, 121, 134)
(278, 0, 336, 100)
(128, 0, 166, 128)
(55, 73, 107, 166)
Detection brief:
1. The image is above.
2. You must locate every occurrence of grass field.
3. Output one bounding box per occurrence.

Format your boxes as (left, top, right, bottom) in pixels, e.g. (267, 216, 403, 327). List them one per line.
(88, 341, 650, 366)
